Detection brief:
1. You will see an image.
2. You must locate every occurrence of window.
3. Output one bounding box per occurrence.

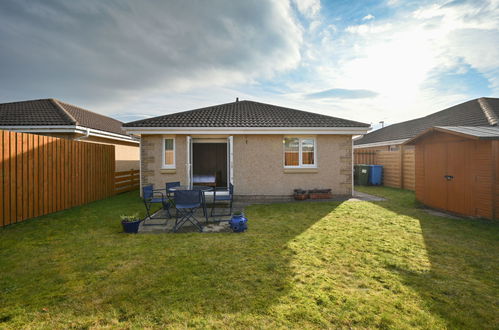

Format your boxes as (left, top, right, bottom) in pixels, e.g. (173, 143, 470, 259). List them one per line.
(284, 137, 316, 168)
(163, 138, 175, 168)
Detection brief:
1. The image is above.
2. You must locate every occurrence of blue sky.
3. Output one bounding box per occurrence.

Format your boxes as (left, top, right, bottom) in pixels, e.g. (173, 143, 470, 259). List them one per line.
(0, 0, 498, 129)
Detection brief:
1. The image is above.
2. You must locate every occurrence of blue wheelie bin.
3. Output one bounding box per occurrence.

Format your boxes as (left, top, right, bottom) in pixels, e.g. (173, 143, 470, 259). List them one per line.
(368, 165, 383, 185)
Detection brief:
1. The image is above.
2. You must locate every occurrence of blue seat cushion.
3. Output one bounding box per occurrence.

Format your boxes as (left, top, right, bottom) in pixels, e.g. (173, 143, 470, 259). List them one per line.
(176, 203, 201, 209)
(214, 195, 232, 201)
(148, 198, 165, 203)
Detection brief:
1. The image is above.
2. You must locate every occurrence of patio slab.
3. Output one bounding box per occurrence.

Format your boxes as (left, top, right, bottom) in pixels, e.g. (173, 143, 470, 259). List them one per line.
(350, 190, 386, 202)
(138, 205, 242, 234)
(138, 191, 384, 234)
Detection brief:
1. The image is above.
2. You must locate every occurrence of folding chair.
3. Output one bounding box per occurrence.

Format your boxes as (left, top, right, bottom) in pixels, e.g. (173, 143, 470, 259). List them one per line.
(173, 190, 203, 232)
(211, 183, 234, 217)
(142, 185, 170, 224)
(165, 181, 181, 216)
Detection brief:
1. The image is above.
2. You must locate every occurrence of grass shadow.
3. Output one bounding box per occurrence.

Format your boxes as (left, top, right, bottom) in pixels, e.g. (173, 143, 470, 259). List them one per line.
(0, 191, 340, 328)
(356, 186, 499, 329)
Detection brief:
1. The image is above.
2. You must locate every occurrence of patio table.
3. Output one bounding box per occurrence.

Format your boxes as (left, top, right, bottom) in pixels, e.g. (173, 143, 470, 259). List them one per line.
(168, 185, 213, 222)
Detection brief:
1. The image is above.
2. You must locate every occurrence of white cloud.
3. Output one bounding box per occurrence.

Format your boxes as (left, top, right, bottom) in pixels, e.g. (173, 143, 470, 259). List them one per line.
(288, 0, 499, 124)
(0, 0, 303, 108)
(362, 14, 375, 20)
(292, 0, 321, 18)
(344, 23, 392, 34)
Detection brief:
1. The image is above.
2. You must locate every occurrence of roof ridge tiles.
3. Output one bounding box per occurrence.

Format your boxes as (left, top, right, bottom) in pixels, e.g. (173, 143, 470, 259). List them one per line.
(124, 99, 370, 128)
(50, 98, 78, 125)
(478, 97, 498, 126)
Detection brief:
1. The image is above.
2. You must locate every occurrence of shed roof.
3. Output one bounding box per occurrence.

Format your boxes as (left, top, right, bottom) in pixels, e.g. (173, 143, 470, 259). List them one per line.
(123, 100, 370, 128)
(405, 126, 499, 144)
(355, 97, 499, 147)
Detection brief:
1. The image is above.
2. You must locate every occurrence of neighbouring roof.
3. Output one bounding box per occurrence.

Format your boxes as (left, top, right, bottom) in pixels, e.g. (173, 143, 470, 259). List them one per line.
(123, 100, 370, 128)
(355, 97, 499, 147)
(406, 126, 499, 144)
(0, 98, 128, 137)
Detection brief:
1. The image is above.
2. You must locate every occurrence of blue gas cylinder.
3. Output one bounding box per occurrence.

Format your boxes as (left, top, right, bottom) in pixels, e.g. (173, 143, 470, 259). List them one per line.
(229, 213, 248, 232)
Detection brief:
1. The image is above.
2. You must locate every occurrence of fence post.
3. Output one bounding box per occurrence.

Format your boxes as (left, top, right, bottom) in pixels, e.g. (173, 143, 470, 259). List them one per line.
(400, 147, 404, 189)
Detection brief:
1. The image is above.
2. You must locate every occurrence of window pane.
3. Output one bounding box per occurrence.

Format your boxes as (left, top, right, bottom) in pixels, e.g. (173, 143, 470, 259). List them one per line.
(284, 137, 299, 166)
(302, 138, 314, 165)
(164, 139, 174, 165)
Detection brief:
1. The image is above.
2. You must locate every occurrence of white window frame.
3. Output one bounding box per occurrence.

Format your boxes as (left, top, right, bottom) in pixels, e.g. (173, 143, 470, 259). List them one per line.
(162, 137, 176, 169)
(283, 136, 317, 168)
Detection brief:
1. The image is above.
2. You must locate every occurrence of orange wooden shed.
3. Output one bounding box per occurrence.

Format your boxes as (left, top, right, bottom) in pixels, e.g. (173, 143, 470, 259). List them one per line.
(405, 126, 499, 220)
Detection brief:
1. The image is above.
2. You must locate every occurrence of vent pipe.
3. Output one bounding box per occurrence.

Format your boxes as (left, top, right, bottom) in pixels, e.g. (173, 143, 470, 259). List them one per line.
(236, 97, 239, 102)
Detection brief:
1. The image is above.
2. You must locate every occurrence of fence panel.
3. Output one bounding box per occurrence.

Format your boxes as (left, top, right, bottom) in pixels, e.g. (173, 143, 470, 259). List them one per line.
(376, 150, 402, 188)
(0, 130, 115, 227)
(115, 170, 140, 194)
(354, 151, 376, 164)
(354, 147, 416, 190)
(402, 148, 415, 190)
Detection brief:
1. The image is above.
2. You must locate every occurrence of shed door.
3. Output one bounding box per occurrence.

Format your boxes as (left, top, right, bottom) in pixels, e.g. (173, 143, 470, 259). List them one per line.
(423, 140, 469, 215)
(446, 141, 469, 215)
(424, 142, 447, 210)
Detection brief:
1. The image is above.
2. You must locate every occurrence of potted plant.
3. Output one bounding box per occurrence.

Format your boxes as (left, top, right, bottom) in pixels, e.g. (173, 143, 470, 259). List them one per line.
(308, 188, 332, 199)
(293, 189, 309, 200)
(120, 213, 142, 233)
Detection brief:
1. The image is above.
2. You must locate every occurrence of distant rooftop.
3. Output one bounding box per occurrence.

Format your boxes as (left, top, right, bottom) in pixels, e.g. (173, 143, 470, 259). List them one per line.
(0, 98, 128, 137)
(355, 97, 499, 147)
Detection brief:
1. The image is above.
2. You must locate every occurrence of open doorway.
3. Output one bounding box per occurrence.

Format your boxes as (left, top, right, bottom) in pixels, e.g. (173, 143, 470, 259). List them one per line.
(192, 141, 227, 188)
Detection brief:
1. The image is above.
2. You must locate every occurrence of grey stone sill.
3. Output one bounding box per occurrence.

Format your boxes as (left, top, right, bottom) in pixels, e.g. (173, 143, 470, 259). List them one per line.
(283, 168, 318, 174)
(160, 168, 176, 174)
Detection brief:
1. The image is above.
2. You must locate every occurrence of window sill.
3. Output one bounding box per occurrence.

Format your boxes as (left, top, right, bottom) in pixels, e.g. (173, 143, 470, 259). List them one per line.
(283, 168, 318, 174)
(160, 168, 176, 174)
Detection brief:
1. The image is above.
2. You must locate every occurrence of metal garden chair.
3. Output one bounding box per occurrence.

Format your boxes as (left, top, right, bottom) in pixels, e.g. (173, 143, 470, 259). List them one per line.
(164, 181, 181, 216)
(142, 185, 170, 223)
(173, 190, 203, 232)
(210, 183, 234, 217)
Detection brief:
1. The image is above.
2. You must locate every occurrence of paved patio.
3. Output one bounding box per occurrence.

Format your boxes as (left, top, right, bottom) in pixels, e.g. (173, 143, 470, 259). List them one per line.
(138, 190, 385, 234)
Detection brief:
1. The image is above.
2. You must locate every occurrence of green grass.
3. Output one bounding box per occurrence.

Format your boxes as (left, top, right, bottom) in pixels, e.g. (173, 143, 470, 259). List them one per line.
(1, 187, 498, 329)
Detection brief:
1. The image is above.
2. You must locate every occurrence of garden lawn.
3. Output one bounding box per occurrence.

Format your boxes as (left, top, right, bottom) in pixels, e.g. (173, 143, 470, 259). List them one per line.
(0, 187, 498, 329)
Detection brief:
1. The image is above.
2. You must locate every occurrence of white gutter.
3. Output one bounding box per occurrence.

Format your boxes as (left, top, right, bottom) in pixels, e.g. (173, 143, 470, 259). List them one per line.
(124, 126, 370, 135)
(353, 138, 408, 149)
(74, 127, 90, 141)
(0, 125, 139, 144)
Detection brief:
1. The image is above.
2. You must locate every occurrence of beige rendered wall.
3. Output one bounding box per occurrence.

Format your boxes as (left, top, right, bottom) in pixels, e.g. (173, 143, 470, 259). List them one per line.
(234, 135, 352, 196)
(76, 135, 140, 171)
(140, 134, 353, 197)
(18, 131, 139, 171)
(141, 135, 188, 189)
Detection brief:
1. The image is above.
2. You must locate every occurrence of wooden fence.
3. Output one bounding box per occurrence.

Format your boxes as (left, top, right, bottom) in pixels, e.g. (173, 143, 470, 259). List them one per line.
(115, 169, 140, 194)
(354, 147, 416, 190)
(0, 130, 115, 227)
(354, 151, 376, 165)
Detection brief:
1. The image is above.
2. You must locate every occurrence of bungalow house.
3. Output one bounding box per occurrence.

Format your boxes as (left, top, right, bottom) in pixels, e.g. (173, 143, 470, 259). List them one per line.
(0, 98, 140, 171)
(123, 100, 370, 198)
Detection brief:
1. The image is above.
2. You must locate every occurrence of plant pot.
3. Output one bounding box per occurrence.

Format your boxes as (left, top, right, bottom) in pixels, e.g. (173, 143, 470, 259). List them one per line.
(294, 193, 309, 200)
(121, 219, 142, 233)
(309, 192, 332, 199)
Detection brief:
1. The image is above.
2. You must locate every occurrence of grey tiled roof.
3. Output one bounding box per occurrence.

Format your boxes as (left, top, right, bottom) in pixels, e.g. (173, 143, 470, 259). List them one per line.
(124, 100, 370, 128)
(435, 126, 499, 139)
(0, 99, 128, 136)
(355, 97, 499, 146)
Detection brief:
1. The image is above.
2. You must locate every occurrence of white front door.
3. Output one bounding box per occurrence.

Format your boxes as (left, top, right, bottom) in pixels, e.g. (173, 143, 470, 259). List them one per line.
(227, 136, 234, 186)
(186, 136, 192, 187)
